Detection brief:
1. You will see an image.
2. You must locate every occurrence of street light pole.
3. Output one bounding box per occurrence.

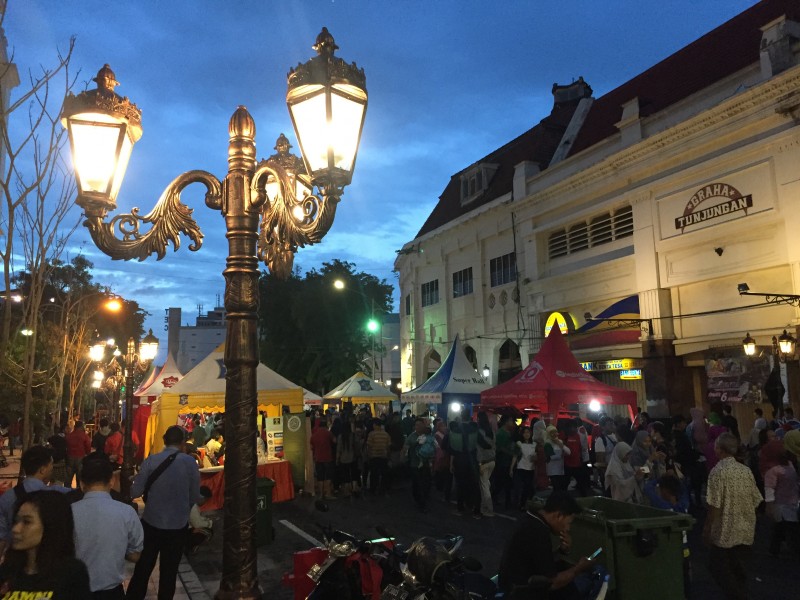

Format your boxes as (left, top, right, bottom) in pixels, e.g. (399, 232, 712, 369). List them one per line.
(62, 29, 367, 599)
(120, 331, 159, 500)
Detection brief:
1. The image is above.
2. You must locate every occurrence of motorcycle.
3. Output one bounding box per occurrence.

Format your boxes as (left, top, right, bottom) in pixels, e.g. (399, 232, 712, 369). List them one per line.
(281, 503, 463, 600)
(381, 537, 495, 600)
(383, 538, 609, 600)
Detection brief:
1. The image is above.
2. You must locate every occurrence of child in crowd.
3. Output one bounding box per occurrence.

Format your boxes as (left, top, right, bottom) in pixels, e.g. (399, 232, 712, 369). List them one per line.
(188, 486, 214, 554)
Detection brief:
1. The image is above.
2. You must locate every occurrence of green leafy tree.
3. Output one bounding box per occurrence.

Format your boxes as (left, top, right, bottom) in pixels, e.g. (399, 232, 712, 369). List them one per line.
(3, 256, 145, 438)
(258, 260, 393, 395)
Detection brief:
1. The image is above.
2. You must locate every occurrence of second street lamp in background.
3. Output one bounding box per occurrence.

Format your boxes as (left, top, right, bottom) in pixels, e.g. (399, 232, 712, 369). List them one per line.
(119, 330, 159, 500)
(61, 28, 366, 599)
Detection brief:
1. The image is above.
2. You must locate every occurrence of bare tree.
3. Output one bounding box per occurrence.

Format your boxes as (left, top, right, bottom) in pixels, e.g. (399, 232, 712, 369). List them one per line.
(0, 3, 81, 447)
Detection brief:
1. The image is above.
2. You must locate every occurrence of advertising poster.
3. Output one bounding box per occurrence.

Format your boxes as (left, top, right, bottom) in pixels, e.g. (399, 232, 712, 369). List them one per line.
(705, 354, 771, 403)
(265, 416, 283, 460)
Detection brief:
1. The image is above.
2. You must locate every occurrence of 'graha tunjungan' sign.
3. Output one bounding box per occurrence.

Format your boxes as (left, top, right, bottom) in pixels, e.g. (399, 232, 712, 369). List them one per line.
(675, 182, 752, 233)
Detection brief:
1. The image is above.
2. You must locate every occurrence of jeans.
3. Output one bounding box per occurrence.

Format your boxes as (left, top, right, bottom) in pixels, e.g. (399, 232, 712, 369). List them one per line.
(453, 456, 480, 514)
(478, 461, 495, 514)
(369, 457, 389, 493)
(565, 465, 591, 497)
(708, 544, 750, 600)
(491, 455, 513, 508)
(411, 465, 432, 509)
(66, 455, 83, 488)
(434, 467, 453, 502)
(512, 469, 534, 509)
(126, 521, 188, 600)
(92, 584, 125, 600)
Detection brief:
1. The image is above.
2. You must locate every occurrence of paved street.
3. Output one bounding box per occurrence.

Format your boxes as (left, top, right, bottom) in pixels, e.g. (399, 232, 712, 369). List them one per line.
(187, 471, 800, 600)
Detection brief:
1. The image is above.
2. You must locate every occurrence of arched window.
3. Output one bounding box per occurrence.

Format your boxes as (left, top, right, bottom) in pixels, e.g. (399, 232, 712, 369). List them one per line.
(498, 340, 522, 383)
(463, 344, 478, 371)
(425, 349, 441, 380)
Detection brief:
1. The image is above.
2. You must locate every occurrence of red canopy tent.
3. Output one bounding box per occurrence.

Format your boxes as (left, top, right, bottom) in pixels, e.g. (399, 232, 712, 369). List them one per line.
(480, 327, 637, 418)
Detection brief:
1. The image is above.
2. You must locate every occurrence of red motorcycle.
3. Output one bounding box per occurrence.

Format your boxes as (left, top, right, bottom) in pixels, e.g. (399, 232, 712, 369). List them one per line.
(282, 525, 406, 600)
(282, 508, 463, 600)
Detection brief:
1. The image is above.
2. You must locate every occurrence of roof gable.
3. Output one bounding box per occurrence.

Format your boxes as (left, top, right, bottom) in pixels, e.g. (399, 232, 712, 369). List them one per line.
(568, 0, 800, 157)
(416, 98, 582, 238)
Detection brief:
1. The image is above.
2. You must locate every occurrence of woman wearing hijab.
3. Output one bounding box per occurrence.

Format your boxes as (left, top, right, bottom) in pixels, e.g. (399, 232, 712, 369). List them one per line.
(532, 420, 550, 490)
(630, 431, 667, 479)
(544, 425, 570, 491)
(605, 443, 645, 503)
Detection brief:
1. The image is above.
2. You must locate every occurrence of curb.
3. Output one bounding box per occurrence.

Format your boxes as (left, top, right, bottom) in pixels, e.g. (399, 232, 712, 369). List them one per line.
(178, 558, 212, 600)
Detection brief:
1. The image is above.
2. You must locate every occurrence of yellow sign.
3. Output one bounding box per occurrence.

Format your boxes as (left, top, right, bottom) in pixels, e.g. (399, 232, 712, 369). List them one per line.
(580, 359, 638, 372)
(544, 311, 577, 337)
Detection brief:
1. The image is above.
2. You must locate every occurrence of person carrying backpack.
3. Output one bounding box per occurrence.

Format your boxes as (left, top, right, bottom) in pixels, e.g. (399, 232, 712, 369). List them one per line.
(403, 418, 436, 512)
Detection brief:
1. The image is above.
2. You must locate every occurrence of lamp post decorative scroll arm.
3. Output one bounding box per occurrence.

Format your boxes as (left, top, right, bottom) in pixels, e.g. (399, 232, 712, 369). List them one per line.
(62, 29, 367, 600)
(252, 151, 340, 278)
(80, 170, 222, 261)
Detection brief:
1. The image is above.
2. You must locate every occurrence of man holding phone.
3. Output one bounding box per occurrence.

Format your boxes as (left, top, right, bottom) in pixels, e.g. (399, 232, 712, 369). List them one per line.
(498, 491, 596, 599)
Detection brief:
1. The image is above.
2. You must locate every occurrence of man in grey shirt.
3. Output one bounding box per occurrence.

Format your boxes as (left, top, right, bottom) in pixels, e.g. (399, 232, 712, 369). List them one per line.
(126, 425, 202, 600)
(72, 456, 144, 599)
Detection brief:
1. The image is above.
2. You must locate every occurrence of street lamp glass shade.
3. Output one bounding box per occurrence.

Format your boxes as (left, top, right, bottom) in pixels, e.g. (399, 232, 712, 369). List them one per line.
(93, 370, 104, 381)
(482, 364, 491, 378)
(89, 341, 106, 362)
(742, 333, 756, 356)
(287, 28, 367, 188)
(140, 329, 160, 362)
(66, 113, 133, 205)
(91, 380, 101, 389)
(778, 330, 796, 355)
(61, 65, 142, 213)
(288, 89, 366, 181)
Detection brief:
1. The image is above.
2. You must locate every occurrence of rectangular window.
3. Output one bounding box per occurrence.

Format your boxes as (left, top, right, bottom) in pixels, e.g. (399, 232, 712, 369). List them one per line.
(405, 294, 411, 316)
(421, 280, 439, 307)
(490, 253, 516, 287)
(452, 267, 474, 298)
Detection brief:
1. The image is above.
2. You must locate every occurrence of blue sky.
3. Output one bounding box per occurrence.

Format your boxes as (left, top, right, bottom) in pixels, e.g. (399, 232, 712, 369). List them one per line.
(6, 0, 760, 354)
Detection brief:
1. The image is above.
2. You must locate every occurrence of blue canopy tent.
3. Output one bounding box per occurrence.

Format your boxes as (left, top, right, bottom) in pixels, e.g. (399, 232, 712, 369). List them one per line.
(401, 335, 489, 420)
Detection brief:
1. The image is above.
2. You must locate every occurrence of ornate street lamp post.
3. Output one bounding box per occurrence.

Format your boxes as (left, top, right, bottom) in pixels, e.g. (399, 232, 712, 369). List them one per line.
(119, 330, 159, 499)
(62, 28, 366, 599)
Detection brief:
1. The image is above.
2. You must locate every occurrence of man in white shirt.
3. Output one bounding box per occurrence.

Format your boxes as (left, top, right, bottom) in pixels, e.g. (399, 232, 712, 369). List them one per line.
(72, 456, 144, 599)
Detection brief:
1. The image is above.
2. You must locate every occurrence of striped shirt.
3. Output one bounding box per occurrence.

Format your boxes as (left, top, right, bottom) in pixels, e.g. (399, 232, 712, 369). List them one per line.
(366, 430, 391, 459)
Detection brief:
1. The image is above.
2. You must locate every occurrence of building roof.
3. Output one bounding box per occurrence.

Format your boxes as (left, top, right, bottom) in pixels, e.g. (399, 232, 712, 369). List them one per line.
(568, 0, 800, 157)
(412, 0, 800, 240)
(415, 94, 583, 238)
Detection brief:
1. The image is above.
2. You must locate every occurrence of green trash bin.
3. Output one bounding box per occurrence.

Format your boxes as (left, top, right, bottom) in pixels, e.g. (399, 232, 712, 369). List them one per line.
(255, 477, 275, 546)
(530, 496, 693, 600)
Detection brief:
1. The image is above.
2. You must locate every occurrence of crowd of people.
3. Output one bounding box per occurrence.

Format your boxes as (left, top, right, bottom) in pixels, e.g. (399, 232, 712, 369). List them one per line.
(309, 401, 799, 599)
(0, 422, 209, 599)
(0, 400, 795, 599)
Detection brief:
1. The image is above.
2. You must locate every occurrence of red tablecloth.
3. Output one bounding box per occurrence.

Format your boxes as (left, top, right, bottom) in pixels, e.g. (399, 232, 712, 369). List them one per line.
(200, 460, 294, 511)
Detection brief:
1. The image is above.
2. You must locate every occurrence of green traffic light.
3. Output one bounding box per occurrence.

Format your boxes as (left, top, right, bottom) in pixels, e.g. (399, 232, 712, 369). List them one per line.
(367, 319, 379, 332)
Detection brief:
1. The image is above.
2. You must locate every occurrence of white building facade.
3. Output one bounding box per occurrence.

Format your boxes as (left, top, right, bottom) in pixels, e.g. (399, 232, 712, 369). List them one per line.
(395, 0, 800, 418)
